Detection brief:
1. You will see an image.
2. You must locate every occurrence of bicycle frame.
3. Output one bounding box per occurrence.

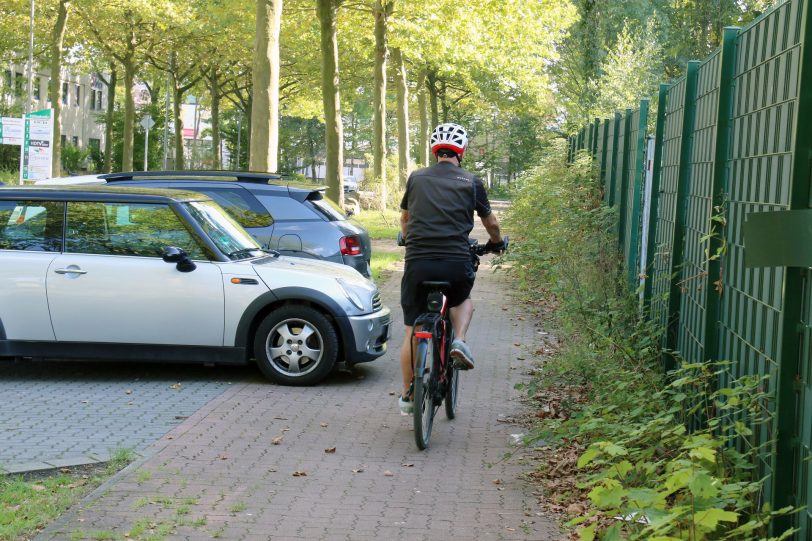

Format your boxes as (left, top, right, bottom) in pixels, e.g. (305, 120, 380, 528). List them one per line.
(413, 290, 451, 391)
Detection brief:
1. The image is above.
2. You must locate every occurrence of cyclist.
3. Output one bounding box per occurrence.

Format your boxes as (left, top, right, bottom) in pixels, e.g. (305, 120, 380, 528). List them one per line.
(398, 122, 505, 415)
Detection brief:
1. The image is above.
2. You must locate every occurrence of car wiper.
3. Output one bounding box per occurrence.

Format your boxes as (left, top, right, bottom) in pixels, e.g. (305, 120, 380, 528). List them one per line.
(227, 248, 279, 259)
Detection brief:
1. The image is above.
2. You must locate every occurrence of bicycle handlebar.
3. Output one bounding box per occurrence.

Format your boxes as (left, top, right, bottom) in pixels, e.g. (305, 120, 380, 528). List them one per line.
(396, 231, 509, 255)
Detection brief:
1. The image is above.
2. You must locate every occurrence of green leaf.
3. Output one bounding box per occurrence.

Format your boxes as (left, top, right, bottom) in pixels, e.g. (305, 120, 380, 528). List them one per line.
(577, 522, 596, 541)
(694, 508, 738, 532)
(688, 446, 716, 463)
(601, 522, 623, 541)
(688, 471, 719, 499)
(578, 446, 602, 468)
(588, 479, 625, 509)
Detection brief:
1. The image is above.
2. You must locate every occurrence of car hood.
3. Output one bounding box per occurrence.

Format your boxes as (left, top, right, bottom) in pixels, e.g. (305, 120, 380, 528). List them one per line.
(244, 255, 378, 315)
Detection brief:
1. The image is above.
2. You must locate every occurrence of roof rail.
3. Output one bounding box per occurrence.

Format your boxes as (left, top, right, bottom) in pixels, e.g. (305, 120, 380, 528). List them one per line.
(101, 171, 284, 183)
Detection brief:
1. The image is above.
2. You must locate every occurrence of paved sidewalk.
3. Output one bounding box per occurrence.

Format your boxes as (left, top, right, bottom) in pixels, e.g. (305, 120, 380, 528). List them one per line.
(37, 225, 562, 540)
(0, 361, 262, 474)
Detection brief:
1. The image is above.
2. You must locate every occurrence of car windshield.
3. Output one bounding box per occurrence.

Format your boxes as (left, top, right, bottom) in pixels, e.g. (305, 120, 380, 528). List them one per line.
(184, 200, 261, 259)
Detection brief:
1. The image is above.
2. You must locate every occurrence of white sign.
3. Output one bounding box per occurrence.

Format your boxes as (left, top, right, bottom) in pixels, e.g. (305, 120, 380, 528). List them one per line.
(20, 108, 54, 183)
(140, 116, 155, 130)
(0, 117, 24, 145)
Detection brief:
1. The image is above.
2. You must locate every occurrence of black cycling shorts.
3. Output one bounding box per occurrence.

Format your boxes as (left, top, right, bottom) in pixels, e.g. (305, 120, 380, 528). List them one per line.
(401, 259, 476, 326)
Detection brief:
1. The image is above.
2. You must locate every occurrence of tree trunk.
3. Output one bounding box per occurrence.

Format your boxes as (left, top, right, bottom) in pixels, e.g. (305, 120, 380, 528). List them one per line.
(122, 54, 136, 172)
(372, 0, 391, 192)
(250, 0, 283, 173)
(427, 69, 438, 128)
(209, 72, 221, 169)
(392, 47, 409, 189)
(416, 69, 429, 167)
(103, 65, 116, 173)
(440, 79, 449, 123)
(316, 0, 344, 206)
(48, 0, 70, 177)
(173, 85, 185, 170)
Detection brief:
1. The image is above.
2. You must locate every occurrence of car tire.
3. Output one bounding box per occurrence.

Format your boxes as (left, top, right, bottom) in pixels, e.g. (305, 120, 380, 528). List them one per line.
(254, 305, 339, 386)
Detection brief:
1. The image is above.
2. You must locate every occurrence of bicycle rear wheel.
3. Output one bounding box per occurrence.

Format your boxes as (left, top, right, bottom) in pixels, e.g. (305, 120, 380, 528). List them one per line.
(413, 338, 438, 450)
(444, 329, 460, 419)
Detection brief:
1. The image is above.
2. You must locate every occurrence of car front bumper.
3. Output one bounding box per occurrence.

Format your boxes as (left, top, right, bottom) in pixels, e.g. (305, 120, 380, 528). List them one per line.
(343, 306, 391, 364)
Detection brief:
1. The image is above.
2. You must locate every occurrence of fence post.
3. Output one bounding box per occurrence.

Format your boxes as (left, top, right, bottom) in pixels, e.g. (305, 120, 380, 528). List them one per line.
(773, 1, 812, 533)
(593, 118, 600, 157)
(665, 60, 700, 354)
(617, 109, 633, 252)
(644, 85, 669, 307)
(599, 120, 609, 196)
(628, 100, 650, 290)
(607, 112, 622, 207)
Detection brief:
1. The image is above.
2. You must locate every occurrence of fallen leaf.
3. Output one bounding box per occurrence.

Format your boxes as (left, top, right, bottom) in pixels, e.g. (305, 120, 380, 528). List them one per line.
(125, 389, 133, 395)
(174, 416, 188, 420)
(320, 422, 328, 428)
(493, 479, 502, 485)
(388, 391, 396, 396)
(271, 436, 283, 445)
(401, 463, 414, 467)
(170, 383, 182, 390)
(383, 470, 394, 476)
(217, 454, 228, 460)
(324, 447, 336, 453)
(273, 417, 288, 420)
(31, 484, 46, 491)
(292, 470, 307, 477)
(352, 468, 364, 473)
(281, 428, 290, 432)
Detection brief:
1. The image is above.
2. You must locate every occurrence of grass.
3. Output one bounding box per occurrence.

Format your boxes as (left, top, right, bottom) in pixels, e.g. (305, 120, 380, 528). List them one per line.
(0, 448, 135, 541)
(351, 208, 401, 240)
(0, 169, 17, 185)
(370, 251, 401, 283)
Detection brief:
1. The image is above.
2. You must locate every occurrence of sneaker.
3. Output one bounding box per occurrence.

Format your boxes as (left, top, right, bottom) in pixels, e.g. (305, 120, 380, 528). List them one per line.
(399, 395, 414, 415)
(450, 339, 475, 370)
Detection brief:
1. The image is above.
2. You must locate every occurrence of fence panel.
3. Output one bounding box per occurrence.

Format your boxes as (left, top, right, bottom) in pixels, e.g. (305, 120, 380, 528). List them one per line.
(676, 51, 722, 365)
(718, 0, 803, 507)
(649, 77, 688, 335)
(622, 105, 648, 287)
(604, 117, 618, 204)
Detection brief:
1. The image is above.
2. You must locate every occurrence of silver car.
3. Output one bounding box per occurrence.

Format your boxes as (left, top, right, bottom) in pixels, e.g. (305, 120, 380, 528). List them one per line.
(0, 185, 391, 385)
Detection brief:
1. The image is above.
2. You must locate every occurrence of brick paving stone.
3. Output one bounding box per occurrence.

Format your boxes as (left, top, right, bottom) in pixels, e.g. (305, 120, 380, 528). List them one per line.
(35, 206, 564, 540)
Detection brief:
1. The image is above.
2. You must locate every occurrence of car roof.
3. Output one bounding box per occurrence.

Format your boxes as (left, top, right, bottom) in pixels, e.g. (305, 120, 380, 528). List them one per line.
(34, 174, 106, 186)
(0, 184, 213, 204)
(101, 171, 327, 203)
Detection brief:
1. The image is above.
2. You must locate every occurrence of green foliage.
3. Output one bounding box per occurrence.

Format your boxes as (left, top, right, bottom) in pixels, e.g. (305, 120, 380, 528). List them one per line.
(503, 140, 796, 539)
(61, 143, 90, 175)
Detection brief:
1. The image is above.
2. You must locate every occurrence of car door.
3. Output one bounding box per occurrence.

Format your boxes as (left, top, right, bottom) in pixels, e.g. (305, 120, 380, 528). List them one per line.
(0, 199, 65, 341)
(46, 200, 226, 346)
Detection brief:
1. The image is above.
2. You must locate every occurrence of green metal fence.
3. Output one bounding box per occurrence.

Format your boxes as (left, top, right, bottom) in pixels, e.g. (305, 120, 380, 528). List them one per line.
(565, 0, 812, 535)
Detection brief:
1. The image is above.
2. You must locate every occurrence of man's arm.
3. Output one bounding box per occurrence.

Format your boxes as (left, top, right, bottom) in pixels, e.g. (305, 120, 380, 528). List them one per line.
(400, 209, 409, 240)
(481, 212, 501, 243)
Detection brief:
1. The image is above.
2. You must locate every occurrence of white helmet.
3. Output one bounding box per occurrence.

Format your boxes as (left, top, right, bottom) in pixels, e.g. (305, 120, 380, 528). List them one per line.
(430, 123, 468, 159)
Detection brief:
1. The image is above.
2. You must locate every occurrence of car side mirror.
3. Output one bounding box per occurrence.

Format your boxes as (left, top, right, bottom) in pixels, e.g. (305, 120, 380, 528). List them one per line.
(162, 246, 197, 273)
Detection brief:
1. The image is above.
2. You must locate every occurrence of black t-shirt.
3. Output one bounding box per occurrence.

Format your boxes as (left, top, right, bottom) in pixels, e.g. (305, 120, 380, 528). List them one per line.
(400, 161, 492, 261)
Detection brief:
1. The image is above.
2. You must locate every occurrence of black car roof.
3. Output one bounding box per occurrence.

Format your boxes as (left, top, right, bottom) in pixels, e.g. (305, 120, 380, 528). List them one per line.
(0, 184, 212, 203)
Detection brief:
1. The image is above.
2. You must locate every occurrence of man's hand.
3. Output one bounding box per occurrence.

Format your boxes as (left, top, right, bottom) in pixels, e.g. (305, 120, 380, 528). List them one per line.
(484, 239, 506, 254)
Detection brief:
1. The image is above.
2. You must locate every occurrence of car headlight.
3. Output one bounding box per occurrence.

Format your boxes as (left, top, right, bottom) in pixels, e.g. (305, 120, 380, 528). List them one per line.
(335, 278, 366, 311)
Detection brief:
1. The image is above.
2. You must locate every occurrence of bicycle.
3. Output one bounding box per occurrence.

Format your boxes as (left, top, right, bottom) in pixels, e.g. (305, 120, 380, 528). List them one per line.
(403, 236, 508, 450)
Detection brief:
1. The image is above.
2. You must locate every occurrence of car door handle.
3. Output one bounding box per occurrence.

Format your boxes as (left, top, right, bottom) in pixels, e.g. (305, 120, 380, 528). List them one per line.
(54, 268, 88, 275)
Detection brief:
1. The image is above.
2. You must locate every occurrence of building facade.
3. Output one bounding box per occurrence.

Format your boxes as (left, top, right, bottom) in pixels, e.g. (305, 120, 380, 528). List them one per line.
(2, 64, 107, 154)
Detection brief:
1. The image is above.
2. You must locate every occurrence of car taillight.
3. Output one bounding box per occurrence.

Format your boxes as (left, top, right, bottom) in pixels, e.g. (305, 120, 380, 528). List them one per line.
(340, 235, 362, 256)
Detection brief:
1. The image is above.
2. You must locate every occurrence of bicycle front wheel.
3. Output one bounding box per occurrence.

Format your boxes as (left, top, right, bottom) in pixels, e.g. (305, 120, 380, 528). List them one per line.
(413, 338, 437, 450)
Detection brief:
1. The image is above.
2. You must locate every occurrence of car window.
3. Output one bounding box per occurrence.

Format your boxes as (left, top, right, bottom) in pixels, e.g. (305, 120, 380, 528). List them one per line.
(184, 200, 261, 260)
(191, 187, 274, 228)
(254, 194, 318, 221)
(65, 202, 206, 259)
(308, 193, 347, 222)
(0, 200, 64, 251)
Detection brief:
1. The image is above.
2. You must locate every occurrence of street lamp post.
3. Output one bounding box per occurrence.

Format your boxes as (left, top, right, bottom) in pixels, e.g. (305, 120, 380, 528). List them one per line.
(26, 0, 35, 114)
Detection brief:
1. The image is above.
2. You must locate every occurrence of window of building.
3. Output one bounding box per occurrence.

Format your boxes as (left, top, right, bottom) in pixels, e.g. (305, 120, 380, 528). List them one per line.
(96, 89, 103, 110)
(61, 82, 68, 105)
(4, 70, 10, 89)
(89, 138, 101, 151)
(60, 134, 66, 147)
(74, 84, 80, 107)
(72, 136, 79, 147)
